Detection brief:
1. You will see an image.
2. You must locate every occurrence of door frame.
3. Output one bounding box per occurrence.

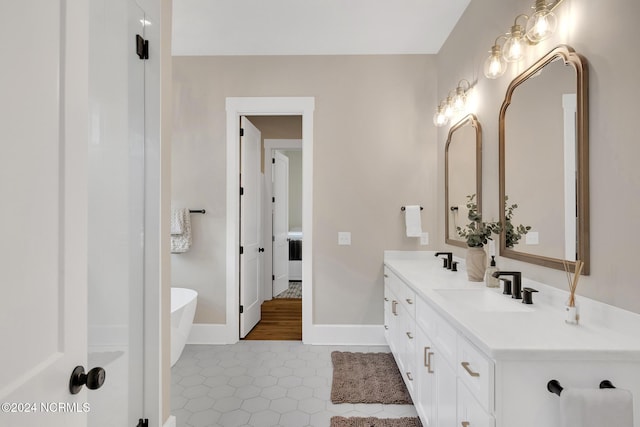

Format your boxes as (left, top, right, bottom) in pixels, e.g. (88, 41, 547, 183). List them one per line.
(263, 139, 302, 300)
(225, 97, 314, 343)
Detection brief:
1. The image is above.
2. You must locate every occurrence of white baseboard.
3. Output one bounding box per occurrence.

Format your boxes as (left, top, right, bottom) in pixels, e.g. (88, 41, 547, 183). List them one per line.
(304, 324, 386, 346)
(186, 323, 386, 346)
(163, 415, 176, 427)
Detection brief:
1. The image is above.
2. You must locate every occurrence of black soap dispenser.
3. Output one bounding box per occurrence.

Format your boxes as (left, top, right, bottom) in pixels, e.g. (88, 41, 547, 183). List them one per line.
(484, 256, 499, 288)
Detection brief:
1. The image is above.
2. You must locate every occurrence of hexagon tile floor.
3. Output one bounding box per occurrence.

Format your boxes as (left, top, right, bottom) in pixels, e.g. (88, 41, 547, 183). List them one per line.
(171, 341, 418, 427)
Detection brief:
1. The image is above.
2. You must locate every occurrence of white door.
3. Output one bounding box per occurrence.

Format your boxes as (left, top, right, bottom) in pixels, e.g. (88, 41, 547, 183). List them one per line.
(240, 117, 263, 337)
(0, 1, 89, 427)
(272, 151, 290, 297)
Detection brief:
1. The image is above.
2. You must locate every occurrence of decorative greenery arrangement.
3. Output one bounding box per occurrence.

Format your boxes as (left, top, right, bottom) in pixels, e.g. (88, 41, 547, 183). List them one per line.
(456, 194, 501, 248)
(504, 196, 531, 248)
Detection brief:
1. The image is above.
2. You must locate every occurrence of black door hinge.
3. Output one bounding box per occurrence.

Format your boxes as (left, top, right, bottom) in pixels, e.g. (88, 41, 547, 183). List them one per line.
(136, 419, 149, 427)
(240, 128, 244, 137)
(272, 275, 275, 281)
(272, 158, 275, 164)
(240, 187, 244, 196)
(272, 235, 275, 242)
(240, 305, 244, 314)
(240, 246, 244, 255)
(272, 197, 275, 203)
(136, 35, 149, 60)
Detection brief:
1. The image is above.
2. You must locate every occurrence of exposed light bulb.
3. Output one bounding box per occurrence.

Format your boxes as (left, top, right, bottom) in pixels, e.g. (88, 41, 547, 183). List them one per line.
(484, 44, 507, 79)
(503, 22, 527, 62)
(443, 96, 455, 118)
(526, 0, 557, 42)
(433, 104, 449, 127)
(452, 87, 467, 112)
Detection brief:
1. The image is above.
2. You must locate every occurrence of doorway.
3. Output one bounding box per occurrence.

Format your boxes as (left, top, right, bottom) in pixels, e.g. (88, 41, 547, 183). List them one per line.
(225, 97, 315, 343)
(240, 118, 303, 340)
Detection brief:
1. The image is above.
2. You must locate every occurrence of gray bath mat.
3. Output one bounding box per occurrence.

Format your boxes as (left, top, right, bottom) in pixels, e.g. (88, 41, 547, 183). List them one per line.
(330, 351, 412, 404)
(330, 416, 422, 427)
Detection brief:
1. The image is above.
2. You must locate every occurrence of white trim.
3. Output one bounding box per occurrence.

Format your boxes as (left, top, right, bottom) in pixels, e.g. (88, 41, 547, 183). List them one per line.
(185, 323, 386, 346)
(163, 415, 176, 427)
(263, 139, 303, 300)
(226, 97, 315, 344)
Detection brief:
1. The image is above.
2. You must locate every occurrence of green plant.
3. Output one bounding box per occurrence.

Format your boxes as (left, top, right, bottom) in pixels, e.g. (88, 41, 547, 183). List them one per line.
(456, 194, 501, 248)
(504, 196, 531, 248)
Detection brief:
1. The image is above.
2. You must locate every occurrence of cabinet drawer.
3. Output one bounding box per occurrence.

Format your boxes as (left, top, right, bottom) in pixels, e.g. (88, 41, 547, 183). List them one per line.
(434, 312, 457, 371)
(457, 379, 495, 427)
(384, 268, 415, 318)
(457, 335, 494, 413)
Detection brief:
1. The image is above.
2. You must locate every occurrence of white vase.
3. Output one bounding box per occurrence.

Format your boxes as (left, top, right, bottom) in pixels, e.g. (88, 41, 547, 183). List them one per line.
(466, 246, 487, 282)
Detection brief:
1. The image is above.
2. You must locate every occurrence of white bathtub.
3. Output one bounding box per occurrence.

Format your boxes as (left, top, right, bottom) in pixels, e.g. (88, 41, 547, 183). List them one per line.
(171, 287, 197, 367)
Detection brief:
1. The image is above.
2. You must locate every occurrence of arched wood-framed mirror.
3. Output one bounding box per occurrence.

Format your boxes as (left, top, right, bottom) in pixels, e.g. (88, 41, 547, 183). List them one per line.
(499, 45, 589, 273)
(445, 114, 482, 248)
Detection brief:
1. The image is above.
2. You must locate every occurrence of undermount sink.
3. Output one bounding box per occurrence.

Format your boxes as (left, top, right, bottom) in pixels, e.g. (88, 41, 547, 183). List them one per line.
(434, 289, 534, 312)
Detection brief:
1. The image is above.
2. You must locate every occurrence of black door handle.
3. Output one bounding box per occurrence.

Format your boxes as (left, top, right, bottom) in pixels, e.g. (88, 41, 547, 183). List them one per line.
(69, 366, 106, 394)
(259, 247, 265, 252)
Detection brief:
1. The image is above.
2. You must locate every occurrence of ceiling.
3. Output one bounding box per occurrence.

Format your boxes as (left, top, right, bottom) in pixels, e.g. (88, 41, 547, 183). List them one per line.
(171, 0, 471, 56)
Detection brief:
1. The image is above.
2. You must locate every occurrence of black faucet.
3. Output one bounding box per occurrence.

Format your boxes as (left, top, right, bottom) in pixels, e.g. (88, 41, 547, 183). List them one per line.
(492, 271, 522, 299)
(434, 252, 453, 269)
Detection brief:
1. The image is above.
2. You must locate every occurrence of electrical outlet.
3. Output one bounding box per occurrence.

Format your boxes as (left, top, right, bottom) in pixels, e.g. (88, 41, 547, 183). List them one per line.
(420, 232, 429, 245)
(338, 232, 351, 245)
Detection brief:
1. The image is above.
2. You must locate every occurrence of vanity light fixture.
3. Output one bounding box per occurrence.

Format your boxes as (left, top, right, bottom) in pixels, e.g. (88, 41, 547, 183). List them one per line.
(452, 79, 471, 112)
(503, 15, 529, 62)
(433, 81, 476, 127)
(526, 0, 562, 43)
(484, 0, 565, 80)
(484, 36, 508, 79)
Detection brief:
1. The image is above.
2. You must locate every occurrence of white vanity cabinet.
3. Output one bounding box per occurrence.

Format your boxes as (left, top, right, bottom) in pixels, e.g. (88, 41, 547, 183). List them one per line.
(383, 253, 640, 427)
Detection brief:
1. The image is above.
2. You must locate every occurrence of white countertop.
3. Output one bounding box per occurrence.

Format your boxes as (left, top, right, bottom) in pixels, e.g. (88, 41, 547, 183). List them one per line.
(384, 251, 640, 361)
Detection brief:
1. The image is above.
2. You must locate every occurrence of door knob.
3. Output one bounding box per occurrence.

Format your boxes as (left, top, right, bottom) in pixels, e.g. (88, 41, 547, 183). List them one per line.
(258, 247, 265, 252)
(69, 366, 106, 394)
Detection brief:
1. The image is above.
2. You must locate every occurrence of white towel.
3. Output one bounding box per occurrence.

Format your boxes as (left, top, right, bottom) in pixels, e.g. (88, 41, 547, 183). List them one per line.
(171, 209, 192, 253)
(171, 208, 185, 235)
(404, 205, 423, 237)
(560, 388, 634, 427)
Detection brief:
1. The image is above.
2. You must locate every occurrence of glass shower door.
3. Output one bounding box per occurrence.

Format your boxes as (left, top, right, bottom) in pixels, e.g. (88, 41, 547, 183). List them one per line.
(87, 0, 146, 425)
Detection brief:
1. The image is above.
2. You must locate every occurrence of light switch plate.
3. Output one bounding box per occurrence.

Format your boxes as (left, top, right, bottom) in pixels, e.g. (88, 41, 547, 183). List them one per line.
(420, 232, 429, 245)
(338, 232, 351, 245)
(526, 231, 539, 245)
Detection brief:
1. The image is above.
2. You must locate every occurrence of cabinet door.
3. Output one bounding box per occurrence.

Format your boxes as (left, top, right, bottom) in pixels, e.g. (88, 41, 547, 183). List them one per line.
(435, 344, 458, 427)
(457, 379, 495, 427)
(416, 327, 436, 426)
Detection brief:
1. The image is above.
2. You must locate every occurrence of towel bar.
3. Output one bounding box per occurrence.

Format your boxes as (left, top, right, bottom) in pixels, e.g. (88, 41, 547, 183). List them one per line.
(189, 209, 206, 214)
(401, 206, 423, 211)
(547, 379, 616, 396)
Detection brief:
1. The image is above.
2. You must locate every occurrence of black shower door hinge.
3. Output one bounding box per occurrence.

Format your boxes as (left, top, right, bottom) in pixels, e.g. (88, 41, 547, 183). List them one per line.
(136, 419, 148, 427)
(272, 196, 275, 203)
(240, 128, 244, 137)
(272, 275, 275, 281)
(272, 158, 275, 163)
(136, 35, 149, 60)
(240, 187, 244, 196)
(240, 246, 244, 255)
(240, 305, 244, 314)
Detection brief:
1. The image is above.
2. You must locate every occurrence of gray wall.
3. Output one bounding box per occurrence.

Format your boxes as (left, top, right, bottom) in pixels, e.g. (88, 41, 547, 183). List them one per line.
(172, 55, 436, 324)
(437, 0, 640, 313)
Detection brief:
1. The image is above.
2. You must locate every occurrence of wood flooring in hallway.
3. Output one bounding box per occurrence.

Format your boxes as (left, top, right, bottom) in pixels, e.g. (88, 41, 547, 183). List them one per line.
(243, 298, 302, 340)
